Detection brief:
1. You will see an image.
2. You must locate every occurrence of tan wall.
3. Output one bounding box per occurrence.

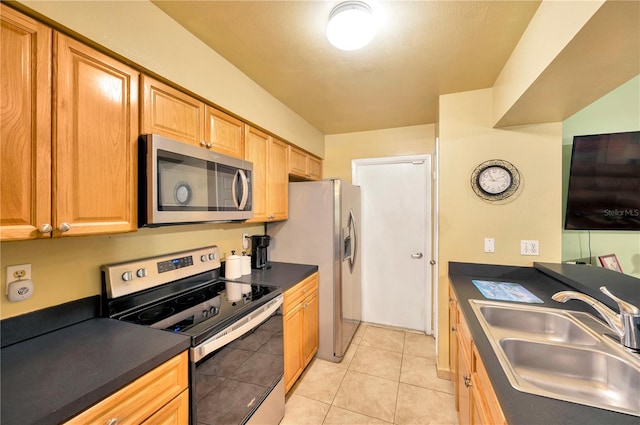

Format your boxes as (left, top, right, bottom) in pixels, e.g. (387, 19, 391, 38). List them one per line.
(0, 224, 264, 318)
(436, 88, 563, 373)
(324, 124, 437, 182)
(16, 0, 324, 157)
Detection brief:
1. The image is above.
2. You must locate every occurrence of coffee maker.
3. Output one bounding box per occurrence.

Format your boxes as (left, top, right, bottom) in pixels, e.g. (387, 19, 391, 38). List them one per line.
(250, 235, 271, 269)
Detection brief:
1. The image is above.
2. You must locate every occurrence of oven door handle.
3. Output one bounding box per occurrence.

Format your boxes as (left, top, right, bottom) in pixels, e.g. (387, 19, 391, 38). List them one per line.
(192, 294, 283, 362)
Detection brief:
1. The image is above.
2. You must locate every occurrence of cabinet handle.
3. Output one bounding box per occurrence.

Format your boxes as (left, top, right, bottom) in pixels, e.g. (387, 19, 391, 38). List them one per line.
(106, 419, 118, 425)
(200, 141, 207, 147)
(38, 223, 53, 233)
(58, 222, 71, 232)
(451, 326, 457, 332)
(463, 374, 472, 388)
(206, 143, 213, 148)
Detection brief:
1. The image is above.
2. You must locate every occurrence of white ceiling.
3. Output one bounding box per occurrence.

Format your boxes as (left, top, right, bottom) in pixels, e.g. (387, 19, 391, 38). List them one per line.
(151, 1, 638, 135)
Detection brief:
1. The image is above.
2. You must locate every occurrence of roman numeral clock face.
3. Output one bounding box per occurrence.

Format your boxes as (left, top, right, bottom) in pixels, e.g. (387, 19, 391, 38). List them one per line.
(470, 160, 521, 202)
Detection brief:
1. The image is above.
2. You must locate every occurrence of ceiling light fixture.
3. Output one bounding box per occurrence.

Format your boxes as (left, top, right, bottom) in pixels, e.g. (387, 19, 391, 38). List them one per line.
(326, 1, 376, 51)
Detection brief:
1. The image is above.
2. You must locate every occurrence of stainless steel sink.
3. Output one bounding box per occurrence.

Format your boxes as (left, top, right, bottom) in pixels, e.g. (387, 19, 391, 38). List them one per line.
(476, 304, 599, 345)
(469, 300, 640, 417)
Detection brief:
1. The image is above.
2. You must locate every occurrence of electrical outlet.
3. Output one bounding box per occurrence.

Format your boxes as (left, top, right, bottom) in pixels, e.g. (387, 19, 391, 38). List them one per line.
(6, 264, 33, 302)
(484, 238, 495, 253)
(521, 240, 540, 256)
(242, 233, 250, 250)
(7, 264, 31, 282)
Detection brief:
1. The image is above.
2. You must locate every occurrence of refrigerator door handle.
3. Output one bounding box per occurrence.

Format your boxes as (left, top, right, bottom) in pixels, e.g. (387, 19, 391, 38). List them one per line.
(348, 209, 358, 272)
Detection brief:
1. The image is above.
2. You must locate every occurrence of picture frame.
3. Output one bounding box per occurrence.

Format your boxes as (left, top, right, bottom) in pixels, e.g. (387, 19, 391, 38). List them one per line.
(598, 254, 623, 273)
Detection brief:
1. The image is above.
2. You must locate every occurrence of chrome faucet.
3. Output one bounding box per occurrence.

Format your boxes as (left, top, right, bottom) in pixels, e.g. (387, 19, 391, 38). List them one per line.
(552, 286, 640, 350)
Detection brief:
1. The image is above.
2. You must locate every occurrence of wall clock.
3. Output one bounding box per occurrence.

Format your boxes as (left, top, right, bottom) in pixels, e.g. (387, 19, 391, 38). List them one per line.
(470, 159, 521, 202)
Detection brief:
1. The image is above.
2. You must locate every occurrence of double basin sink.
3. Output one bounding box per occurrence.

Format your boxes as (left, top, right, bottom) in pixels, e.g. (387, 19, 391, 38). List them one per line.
(469, 300, 640, 417)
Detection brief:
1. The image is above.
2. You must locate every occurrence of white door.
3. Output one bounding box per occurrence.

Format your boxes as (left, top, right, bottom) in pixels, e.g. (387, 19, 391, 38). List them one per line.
(353, 156, 432, 333)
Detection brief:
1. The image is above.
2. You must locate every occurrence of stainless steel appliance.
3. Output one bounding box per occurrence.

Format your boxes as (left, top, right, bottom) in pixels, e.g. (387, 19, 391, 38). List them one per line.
(101, 246, 284, 425)
(268, 179, 361, 362)
(251, 235, 271, 270)
(138, 134, 253, 226)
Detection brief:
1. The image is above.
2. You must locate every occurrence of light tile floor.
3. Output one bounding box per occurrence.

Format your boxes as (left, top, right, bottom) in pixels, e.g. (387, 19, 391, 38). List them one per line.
(281, 323, 458, 425)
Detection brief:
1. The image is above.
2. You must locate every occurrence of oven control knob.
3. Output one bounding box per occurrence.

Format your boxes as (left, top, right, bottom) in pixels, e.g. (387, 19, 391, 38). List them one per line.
(200, 255, 208, 262)
(208, 253, 216, 260)
(121, 271, 133, 282)
(209, 306, 219, 315)
(136, 268, 147, 278)
(202, 310, 209, 318)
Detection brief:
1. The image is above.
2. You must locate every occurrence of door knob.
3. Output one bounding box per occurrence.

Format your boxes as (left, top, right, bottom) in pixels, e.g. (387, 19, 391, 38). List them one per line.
(411, 252, 423, 259)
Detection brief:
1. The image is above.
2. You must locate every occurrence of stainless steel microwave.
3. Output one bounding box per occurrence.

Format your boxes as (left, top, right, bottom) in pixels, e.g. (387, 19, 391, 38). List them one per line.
(138, 134, 253, 226)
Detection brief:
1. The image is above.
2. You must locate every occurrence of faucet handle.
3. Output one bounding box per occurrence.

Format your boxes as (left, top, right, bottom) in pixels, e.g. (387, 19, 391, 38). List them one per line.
(599, 286, 640, 315)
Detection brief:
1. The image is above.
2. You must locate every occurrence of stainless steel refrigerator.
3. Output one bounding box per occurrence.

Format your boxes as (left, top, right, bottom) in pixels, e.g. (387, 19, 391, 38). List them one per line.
(268, 179, 361, 362)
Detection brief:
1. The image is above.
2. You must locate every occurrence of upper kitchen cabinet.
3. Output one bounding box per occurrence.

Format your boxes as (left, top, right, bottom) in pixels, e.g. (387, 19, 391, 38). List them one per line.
(0, 5, 52, 240)
(54, 33, 139, 236)
(204, 106, 245, 159)
(245, 125, 288, 222)
(140, 75, 205, 146)
(288, 145, 322, 181)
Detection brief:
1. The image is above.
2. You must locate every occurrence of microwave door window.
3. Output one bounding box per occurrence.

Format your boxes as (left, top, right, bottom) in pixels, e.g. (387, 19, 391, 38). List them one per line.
(157, 151, 209, 211)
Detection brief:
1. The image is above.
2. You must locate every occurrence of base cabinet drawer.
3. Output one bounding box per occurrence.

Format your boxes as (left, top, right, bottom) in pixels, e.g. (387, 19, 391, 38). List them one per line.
(64, 351, 188, 425)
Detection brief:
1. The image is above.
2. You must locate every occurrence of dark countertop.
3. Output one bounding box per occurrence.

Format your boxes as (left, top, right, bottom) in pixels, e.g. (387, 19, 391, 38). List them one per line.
(1, 318, 190, 425)
(449, 262, 639, 425)
(224, 261, 318, 292)
(1, 262, 317, 425)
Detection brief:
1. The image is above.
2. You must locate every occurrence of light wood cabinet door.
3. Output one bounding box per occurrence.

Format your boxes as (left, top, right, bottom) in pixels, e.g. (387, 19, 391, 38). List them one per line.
(302, 289, 319, 365)
(268, 137, 289, 221)
(283, 302, 304, 392)
(307, 155, 322, 180)
(456, 329, 472, 425)
(449, 287, 459, 410)
(0, 5, 52, 240)
(141, 75, 204, 146)
(64, 351, 188, 425)
(245, 125, 269, 222)
(54, 33, 138, 236)
(288, 146, 308, 177)
(245, 126, 289, 222)
(204, 106, 244, 158)
(288, 145, 322, 181)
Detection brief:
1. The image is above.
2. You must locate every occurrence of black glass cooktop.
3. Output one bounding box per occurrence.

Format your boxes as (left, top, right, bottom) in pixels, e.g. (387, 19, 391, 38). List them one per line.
(114, 279, 279, 341)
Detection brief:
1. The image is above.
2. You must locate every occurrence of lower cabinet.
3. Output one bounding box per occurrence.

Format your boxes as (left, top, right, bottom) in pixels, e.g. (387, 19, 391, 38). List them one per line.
(64, 351, 189, 425)
(283, 272, 319, 393)
(451, 287, 506, 425)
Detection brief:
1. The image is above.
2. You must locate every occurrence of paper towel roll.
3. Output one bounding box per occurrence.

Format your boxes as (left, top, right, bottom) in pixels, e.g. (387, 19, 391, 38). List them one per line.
(225, 281, 242, 302)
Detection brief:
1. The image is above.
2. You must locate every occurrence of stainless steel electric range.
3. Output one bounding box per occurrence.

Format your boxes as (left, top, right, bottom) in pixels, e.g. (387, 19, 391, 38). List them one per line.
(101, 246, 285, 425)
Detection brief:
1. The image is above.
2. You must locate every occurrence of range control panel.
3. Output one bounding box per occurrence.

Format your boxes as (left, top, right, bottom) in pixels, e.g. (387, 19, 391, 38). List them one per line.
(102, 246, 221, 299)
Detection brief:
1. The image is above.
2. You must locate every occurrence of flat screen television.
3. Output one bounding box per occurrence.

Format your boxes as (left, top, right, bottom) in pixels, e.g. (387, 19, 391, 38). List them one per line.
(565, 130, 640, 230)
